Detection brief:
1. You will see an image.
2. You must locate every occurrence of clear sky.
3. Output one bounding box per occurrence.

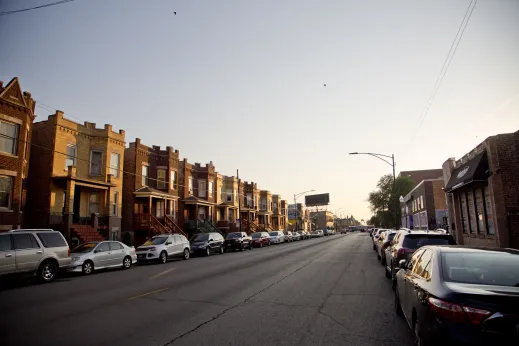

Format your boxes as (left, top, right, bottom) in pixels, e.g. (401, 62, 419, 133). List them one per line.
(1, 0, 518, 221)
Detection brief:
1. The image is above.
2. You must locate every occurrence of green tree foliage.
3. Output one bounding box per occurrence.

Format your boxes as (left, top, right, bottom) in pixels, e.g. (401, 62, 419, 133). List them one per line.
(368, 174, 415, 228)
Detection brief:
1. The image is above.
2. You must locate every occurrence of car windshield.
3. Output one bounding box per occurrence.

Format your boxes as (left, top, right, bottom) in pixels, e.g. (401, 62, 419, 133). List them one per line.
(226, 233, 242, 239)
(403, 235, 455, 249)
(441, 252, 519, 287)
(251, 233, 261, 238)
(191, 234, 209, 242)
(269, 232, 279, 236)
(71, 243, 97, 253)
(141, 237, 167, 246)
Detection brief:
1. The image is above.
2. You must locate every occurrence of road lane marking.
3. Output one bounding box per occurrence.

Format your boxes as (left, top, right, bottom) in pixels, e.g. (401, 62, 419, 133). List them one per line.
(128, 287, 169, 300)
(149, 268, 176, 280)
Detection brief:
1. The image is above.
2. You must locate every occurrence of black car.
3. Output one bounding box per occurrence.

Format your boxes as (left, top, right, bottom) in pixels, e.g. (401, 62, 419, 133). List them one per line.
(224, 232, 252, 251)
(385, 230, 456, 287)
(394, 246, 519, 346)
(190, 232, 225, 256)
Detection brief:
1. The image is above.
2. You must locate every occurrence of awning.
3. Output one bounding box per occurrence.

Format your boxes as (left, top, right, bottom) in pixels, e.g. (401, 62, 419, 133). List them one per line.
(183, 195, 215, 206)
(134, 186, 179, 200)
(445, 151, 488, 193)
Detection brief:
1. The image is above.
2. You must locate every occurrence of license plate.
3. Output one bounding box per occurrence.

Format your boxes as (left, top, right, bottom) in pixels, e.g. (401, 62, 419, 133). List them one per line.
(138, 254, 145, 258)
(227, 244, 232, 247)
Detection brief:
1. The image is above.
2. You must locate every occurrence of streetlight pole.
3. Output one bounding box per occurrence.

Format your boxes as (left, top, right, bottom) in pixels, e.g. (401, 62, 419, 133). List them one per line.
(293, 190, 315, 232)
(349, 152, 398, 229)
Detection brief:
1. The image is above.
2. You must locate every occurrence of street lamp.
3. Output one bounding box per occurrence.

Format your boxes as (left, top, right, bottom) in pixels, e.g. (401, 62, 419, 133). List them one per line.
(294, 190, 315, 232)
(349, 152, 398, 229)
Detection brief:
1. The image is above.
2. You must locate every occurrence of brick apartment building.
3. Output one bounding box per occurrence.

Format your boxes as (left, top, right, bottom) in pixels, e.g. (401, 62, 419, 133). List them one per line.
(0, 78, 36, 230)
(121, 138, 182, 246)
(443, 130, 519, 249)
(258, 189, 273, 229)
(26, 111, 125, 246)
(215, 174, 240, 232)
(400, 178, 448, 230)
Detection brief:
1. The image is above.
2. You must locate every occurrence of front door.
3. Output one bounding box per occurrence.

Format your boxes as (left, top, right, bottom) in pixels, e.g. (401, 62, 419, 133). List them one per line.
(93, 242, 112, 268)
(0, 234, 15, 274)
(13, 233, 43, 272)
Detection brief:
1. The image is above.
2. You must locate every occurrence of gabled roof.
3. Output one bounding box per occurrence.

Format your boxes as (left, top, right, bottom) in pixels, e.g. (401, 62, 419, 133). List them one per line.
(0, 77, 27, 108)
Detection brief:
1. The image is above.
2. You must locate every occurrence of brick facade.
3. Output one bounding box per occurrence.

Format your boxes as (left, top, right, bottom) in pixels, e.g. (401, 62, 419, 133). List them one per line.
(0, 78, 36, 230)
(401, 178, 448, 230)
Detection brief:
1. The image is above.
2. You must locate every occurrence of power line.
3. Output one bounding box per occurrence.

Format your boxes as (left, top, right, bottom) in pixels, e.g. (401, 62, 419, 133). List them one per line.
(408, 0, 478, 144)
(0, 0, 77, 16)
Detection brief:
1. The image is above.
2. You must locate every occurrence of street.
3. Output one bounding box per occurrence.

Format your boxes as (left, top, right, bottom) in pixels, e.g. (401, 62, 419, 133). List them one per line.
(0, 233, 414, 346)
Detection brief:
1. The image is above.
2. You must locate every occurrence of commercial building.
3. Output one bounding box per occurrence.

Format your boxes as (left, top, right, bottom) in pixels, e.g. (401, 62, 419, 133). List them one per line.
(0, 78, 35, 231)
(398, 169, 443, 185)
(310, 210, 334, 230)
(400, 178, 448, 230)
(442, 130, 519, 249)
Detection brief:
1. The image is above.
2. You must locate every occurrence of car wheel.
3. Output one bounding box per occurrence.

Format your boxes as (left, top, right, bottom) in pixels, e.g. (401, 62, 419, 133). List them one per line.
(391, 264, 397, 290)
(39, 260, 58, 282)
(82, 260, 94, 275)
(395, 288, 403, 317)
(413, 317, 430, 346)
(122, 256, 132, 269)
(205, 247, 211, 256)
(183, 248, 190, 260)
(219, 245, 224, 255)
(160, 251, 168, 264)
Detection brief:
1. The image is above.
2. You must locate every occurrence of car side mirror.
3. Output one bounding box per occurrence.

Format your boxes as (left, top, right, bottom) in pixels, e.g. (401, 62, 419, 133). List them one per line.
(398, 259, 407, 269)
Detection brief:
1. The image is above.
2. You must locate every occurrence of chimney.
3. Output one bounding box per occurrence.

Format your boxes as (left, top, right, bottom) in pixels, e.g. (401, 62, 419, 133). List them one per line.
(104, 124, 112, 132)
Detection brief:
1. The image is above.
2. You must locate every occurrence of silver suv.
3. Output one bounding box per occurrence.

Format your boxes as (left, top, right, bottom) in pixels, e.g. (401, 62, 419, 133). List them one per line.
(0, 229, 71, 282)
(136, 234, 190, 263)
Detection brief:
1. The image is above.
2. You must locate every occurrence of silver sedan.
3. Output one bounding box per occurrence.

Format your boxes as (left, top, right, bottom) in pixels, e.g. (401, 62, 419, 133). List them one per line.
(68, 241, 137, 275)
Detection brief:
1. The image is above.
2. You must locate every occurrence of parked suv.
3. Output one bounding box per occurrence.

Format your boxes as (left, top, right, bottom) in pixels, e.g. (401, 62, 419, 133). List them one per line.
(136, 234, 190, 264)
(224, 232, 253, 251)
(385, 229, 456, 287)
(190, 232, 225, 256)
(0, 229, 71, 282)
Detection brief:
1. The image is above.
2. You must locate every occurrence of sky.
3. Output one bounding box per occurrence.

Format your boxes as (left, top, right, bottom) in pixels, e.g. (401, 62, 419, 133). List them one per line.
(1, 0, 518, 221)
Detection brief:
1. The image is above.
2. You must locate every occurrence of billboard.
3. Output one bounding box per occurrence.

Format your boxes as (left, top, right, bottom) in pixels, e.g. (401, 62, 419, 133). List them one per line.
(288, 204, 301, 220)
(305, 193, 330, 206)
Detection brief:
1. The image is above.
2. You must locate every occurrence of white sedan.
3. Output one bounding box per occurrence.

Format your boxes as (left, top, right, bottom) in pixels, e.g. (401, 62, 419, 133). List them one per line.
(269, 231, 286, 244)
(68, 241, 137, 275)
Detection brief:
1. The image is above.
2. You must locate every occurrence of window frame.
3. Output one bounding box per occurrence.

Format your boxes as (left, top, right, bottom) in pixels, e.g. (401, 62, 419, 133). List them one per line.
(170, 170, 177, 190)
(0, 233, 13, 251)
(141, 165, 149, 186)
(65, 144, 77, 170)
(13, 233, 40, 250)
(111, 191, 118, 216)
(88, 192, 100, 215)
(0, 175, 13, 210)
(0, 120, 19, 156)
(188, 177, 193, 194)
(110, 152, 120, 178)
(89, 150, 103, 176)
(157, 169, 167, 189)
(198, 180, 206, 198)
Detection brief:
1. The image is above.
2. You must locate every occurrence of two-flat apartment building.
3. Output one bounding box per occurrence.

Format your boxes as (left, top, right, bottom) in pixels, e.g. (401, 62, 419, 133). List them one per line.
(26, 111, 125, 246)
(0, 78, 36, 230)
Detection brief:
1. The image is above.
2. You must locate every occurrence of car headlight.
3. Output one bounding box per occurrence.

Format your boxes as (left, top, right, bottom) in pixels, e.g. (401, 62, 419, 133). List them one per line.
(148, 247, 156, 251)
(72, 256, 80, 262)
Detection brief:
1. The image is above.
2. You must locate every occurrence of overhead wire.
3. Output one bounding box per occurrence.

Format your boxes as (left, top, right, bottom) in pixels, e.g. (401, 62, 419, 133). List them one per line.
(0, 0, 77, 16)
(408, 0, 478, 144)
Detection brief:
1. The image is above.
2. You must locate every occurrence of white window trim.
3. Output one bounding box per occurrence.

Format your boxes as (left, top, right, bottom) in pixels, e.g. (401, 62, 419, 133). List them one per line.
(188, 177, 193, 194)
(112, 191, 118, 216)
(170, 170, 177, 190)
(110, 152, 120, 178)
(0, 120, 19, 157)
(89, 150, 103, 176)
(141, 164, 149, 186)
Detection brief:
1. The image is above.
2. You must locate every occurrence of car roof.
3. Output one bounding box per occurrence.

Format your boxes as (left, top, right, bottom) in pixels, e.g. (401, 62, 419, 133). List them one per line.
(8, 229, 56, 233)
(400, 230, 452, 236)
(427, 245, 519, 255)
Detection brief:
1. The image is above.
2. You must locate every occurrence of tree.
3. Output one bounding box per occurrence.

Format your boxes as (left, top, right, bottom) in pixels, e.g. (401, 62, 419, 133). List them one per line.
(367, 174, 415, 229)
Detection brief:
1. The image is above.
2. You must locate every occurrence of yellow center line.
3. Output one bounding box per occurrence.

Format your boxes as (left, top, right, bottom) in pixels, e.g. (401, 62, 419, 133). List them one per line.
(128, 287, 169, 300)
(149, 268, 176, 280)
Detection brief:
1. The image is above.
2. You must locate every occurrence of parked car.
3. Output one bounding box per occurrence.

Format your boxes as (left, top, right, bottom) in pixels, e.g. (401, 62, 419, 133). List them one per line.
(250, 232, 270, 247)
(283, 230, 293, 242)
(0, 229, 71, 282)
(269, 231, 285, 244)
(394, 246, 519, 346)
(292, 232, 301, 241)
(69, 241, 137, 275)
(301, 231, 311, 239)
(311, 230, 324, 238)
(385, 230, 457, 288)
(373, 229, 385, 250)
(370, 228, 378, 237)
(376, 231, 397, 266)
(224, 232, 253, 251)
(190, 232, 225, 256)
(136, 234, 190, 264)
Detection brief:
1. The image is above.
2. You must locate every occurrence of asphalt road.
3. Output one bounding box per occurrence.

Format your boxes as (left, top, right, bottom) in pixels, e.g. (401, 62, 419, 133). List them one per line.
(0, 232, 414, 346)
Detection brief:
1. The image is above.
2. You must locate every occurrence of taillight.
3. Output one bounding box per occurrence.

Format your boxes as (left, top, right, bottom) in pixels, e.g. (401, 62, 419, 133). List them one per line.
(428, 297, 491, 325)
(68, 248, 70, 256)
(397, 247, 413, 256)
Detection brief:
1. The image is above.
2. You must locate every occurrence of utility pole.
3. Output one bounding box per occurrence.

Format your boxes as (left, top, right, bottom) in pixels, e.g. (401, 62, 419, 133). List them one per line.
(392, 154, 397, 229)
(237, 169, 242, 233)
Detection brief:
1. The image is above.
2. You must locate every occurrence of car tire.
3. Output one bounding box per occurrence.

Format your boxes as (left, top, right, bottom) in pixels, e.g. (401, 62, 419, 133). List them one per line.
(122, 256, 132, 269)
(413, 317, 431, 346)
(391, 263, 397, 290)
(183, 248, 190, 260)
(395, 287, 403, 317)
(82, 260, 94, 275)
(38, 260, 58, 282)
(160, 251, 168, 264)
(219, 245, 224, 255)
(205, 247, 211, 256)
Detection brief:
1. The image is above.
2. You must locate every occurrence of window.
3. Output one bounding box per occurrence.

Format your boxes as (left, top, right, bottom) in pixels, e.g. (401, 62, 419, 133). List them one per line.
(199, 180, 206, 197)
(247, 193, 252, 207)
(0, 175, 13, 209)
(467, 190, 477, 233)
(170, 171, 177, 190)
(157, 169, 166, 189)
(261, 198, 266, 210)
(156, 200, 165, 218)
(188, 177, 193, 194)
(0, 234, 12, 251)
(36, 232, 67, 248)
(198, 207, 206, 219)
(89, 192, 100, 214)
(90, 151, 103, 176)
(0, 120, 19, 155)
(460, 192, 469, 233)
(420, 196, 424, 209)
(111, 192, 118, 216)
(65, 145, 76, 170)
(483, 186, 495, 235)
(109, 242, 123, 250)
(13, 234, 39, 250)
(110, 153, 120, 177)
(413, 249, 432, 278)
(208, 181, 213, 196)
(96, 242, 110, 252)
(142, 165, 149, 186)
(226, 188, 232, 202)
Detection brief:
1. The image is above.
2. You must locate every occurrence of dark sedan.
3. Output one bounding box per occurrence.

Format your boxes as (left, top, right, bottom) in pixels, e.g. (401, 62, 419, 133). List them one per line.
(394, 246, 519, 346)
(250, 232, 270, 248)
(224, 232, 253, 251)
